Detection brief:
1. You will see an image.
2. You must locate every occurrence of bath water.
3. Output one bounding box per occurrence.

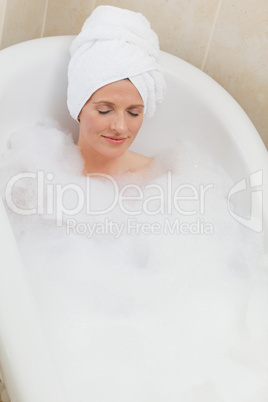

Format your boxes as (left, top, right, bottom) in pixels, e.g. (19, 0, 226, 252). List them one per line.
(1, 120, 268, 402)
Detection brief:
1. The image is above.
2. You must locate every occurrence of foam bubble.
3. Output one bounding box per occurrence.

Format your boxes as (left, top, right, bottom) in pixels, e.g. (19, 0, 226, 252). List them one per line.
(0, 120, 267, 402)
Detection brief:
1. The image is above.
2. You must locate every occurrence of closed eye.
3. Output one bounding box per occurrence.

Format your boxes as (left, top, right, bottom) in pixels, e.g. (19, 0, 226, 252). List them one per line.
(128, 111, 139, 117)
(98, 110, 111, 115)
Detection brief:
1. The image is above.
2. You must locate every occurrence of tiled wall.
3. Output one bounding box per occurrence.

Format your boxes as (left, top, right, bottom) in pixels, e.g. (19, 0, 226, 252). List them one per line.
(0, 0, 267, 148)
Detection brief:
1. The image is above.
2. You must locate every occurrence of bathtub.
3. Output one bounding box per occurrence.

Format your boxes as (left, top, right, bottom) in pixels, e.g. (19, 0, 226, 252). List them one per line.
(0, 36, 267, 402)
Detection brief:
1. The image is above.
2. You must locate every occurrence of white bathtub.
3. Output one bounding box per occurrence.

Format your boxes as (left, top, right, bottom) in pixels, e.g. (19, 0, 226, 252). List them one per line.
(0, 36, 267, 402)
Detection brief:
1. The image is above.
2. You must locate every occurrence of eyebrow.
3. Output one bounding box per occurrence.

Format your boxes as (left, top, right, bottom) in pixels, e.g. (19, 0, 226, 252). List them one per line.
(92, 101, 144, 108)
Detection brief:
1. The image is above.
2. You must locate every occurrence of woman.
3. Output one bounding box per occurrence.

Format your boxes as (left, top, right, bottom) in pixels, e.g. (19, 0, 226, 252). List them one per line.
(67, 5, 166, 176)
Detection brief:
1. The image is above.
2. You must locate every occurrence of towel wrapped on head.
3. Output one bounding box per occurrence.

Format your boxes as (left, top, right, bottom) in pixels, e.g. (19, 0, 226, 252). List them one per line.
(67, 5, 166, 121)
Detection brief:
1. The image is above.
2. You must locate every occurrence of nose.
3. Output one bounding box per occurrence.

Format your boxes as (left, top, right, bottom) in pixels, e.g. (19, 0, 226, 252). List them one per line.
(110, 111, 127, 135)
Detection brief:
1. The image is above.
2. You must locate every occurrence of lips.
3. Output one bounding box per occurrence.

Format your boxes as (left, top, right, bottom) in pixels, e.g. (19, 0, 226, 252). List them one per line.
(102, 135, 127, 145)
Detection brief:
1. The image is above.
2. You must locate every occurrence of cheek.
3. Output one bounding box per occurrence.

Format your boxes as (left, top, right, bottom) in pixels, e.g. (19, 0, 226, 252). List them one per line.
(82, 115, 106, 137)
(130, 117, 143, 134)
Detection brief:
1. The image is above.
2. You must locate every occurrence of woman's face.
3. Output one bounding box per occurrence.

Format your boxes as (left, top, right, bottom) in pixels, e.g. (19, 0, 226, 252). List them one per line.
(78, 79, 144, 160)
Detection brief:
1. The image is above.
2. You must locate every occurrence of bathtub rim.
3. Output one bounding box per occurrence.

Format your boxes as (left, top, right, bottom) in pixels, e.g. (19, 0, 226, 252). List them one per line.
(0, 35, 268, 402)
(0, 35, 267, 157)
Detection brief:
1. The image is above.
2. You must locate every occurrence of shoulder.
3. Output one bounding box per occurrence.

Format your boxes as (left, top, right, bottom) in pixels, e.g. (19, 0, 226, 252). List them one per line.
(126, 150, 153, 173)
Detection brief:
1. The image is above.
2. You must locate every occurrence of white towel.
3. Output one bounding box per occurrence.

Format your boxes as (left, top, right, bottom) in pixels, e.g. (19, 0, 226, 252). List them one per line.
(67, 5, 166, 120)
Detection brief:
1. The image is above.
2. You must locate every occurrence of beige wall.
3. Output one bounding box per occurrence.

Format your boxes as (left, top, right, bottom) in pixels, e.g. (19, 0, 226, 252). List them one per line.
(0, 0, 267, 149)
